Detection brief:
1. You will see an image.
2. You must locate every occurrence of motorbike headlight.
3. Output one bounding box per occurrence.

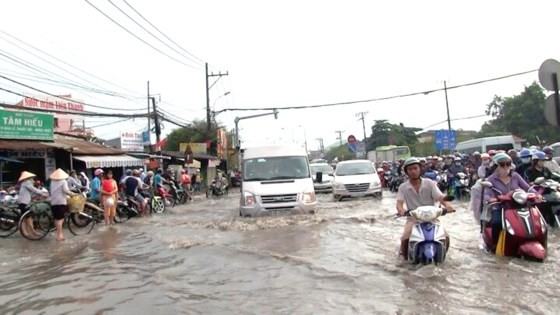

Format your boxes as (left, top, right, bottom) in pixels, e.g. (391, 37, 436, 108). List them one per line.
(512, 191, 527, 205)
(244, 192, 255, 207)
(302, 191, 316, 204)
(505, 219, 515, 235)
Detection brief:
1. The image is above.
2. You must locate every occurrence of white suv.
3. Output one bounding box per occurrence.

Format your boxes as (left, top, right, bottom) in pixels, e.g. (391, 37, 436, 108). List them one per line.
(332, 159, 382, 200)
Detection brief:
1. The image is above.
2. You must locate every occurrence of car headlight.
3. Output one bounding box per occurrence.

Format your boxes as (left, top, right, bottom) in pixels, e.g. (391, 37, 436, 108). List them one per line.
(334, 183, 345, 189)
(302, 191, 316, 204)
(370, 182, 380, 188)
(244, 192, 255, 207)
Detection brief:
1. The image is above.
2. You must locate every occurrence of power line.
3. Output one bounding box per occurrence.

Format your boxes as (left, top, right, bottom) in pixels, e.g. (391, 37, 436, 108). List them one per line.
(0, 28, 146, 98)
(107, 0, 202, 67)
(215, 69, 538, 113)
(419, 114, 488, 131)
(88, 118, 131, 128)
(122, 0, 205, 65)
(0, 96, 146, 118)
(84, 0, 201, 69)
(0, 74, 146, 111)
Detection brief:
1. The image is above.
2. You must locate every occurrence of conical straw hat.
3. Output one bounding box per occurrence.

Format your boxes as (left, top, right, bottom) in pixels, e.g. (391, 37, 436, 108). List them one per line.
(49, 168, 69, 180)
(18, 171, 36, 182)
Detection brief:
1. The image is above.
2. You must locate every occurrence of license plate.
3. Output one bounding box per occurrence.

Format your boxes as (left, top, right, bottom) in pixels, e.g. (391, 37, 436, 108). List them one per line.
(270, 210, 287, 216)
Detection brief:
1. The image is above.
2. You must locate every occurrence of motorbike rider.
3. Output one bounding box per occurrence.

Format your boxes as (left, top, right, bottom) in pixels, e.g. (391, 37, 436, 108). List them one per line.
(397, 157, 454, 258)
(124, 169, 148, 216)
(446, 157, 467, 180)
(542, 146, 560, 174)
(514, 148, 532, 177)
(484, 153, 539, 252)
(67, 170, 85, 191)
(477, 153, 492, 180)
(508, 149, 522, 170)
(419, 158, 427, 176)
(524, 151, 553, 184)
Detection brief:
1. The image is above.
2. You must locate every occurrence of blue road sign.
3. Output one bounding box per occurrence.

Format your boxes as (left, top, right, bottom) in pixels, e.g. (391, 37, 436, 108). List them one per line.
(348, 143, 356, 153)
(435, 129, 456, 151)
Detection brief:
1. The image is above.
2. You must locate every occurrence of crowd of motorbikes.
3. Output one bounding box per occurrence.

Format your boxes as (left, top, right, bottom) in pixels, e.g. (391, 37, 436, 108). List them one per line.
(377, 149, 560, 265)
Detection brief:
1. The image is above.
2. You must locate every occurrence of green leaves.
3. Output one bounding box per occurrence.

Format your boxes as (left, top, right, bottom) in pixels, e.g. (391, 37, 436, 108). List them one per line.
(479, 82, 557, 145)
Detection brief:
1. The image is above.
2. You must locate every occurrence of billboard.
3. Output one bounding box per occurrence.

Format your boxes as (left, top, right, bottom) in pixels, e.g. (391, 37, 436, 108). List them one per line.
(0, 109, 54, 140)
(17, 94, 85, 134)
(120, 131, 144, 151)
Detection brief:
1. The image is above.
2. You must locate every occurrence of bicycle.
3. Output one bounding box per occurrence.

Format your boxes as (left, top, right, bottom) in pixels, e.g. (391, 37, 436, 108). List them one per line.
(18, 196, 96, 241)
(0, 204, 21, 238)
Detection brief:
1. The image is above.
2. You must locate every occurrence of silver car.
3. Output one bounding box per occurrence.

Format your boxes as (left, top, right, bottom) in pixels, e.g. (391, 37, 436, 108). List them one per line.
(310, 163, 334, 193)
(332, 160, 382, 200)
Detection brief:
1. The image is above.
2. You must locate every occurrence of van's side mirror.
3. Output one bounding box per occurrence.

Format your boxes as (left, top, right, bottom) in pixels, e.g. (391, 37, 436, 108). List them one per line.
(316, 171, 323, 183)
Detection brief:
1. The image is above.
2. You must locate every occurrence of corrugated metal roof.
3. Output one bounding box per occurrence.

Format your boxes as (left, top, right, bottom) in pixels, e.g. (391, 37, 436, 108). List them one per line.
(54, 136, 124, 155)
(0, 140, 56, 150)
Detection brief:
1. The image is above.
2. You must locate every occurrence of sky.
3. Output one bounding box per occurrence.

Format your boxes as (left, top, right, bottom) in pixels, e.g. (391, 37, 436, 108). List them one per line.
(0, 0, 558, 152)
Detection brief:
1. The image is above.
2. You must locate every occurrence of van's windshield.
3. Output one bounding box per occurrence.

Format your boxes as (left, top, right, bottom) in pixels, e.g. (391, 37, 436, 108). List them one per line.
(243, 156, 310, 181)
(310, 164, 333, 175)
(335, 162, 374, 176)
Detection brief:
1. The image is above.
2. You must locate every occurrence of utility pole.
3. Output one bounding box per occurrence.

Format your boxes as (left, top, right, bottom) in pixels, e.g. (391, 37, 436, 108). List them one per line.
(206, 63, 229, 133)
(444, 81, 451, 131)
(150, 97, 161, 144)
(147, 81, 151, 143)
(335, 130, 345, 147)
(356, 111, 368, 142)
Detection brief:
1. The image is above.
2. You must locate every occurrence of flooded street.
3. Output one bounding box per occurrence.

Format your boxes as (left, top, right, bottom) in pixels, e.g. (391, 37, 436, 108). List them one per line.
(1, 190, 560, 314)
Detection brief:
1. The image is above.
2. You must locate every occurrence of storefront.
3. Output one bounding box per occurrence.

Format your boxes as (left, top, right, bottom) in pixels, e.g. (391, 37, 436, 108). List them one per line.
(0, 110, 56, 187)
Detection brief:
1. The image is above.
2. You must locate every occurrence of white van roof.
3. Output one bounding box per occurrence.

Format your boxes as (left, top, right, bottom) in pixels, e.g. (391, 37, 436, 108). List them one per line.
(455, 135, 516, 150)
(242, 145, 308, 160)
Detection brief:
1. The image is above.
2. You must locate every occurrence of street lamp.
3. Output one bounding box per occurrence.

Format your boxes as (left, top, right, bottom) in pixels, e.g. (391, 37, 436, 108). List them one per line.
(213, 91, 231, 108)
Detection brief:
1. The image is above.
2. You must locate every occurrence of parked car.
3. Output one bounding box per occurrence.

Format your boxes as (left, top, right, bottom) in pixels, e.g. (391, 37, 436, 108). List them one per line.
(310, 162, 334, 193)
(332, 159, 382, 200)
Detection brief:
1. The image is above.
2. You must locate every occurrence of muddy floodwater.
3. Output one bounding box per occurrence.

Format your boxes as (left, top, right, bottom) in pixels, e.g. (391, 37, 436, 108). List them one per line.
(1, 190, 559, 314)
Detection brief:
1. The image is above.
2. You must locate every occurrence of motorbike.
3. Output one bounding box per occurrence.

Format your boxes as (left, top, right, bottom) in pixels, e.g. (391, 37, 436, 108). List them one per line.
(389, 174, 404, 193)
(448, 172, 469, 200)
(398, 196, 454, 265)
(533, 177, 560, 227)
(206, 179, 228, 198)
(166, 180, 187, 204)
(437, 172, 448, 194)
(141, 189, 167, 214)
(479, 181, 547, 261)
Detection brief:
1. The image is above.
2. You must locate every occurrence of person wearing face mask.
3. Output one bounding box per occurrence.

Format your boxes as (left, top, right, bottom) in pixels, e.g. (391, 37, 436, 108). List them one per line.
(514, 148, 532, 178)
(477, 153, 492, 180)
(446, 157, 467, 195)
(542, 146, 560, 175)
(484, 153, 538, 252)
(524, 151, 552, 184)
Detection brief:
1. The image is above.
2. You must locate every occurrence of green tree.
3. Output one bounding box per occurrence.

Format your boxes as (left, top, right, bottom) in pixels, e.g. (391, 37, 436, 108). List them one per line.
(366, 120, 421, 151)
(478, 82, 558, 144)
(324, 145, 353, 161)
(164, 119, 223, 151)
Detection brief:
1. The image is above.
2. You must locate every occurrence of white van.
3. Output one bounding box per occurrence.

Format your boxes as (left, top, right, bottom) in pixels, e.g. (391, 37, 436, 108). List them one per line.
(454, 135, 521, 155)
(239, 145, 317, 217)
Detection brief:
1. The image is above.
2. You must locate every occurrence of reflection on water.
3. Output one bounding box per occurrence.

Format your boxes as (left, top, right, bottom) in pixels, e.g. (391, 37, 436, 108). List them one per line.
(0, 193, 559, 314)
